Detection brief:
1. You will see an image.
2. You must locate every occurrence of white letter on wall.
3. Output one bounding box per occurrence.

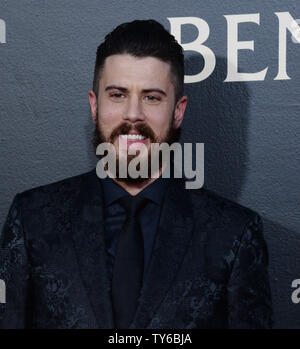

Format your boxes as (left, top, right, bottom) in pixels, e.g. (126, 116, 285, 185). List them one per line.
(274, 12, 300, 80)
(167, 17, 216, 83)
(224, 13, 268, 82)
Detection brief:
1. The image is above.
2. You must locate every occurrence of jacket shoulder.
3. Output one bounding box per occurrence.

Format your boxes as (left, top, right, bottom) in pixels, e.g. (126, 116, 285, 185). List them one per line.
(184, 187, 265, 265)
(187, 186, 262, 229)
(16, 169, 95, 210)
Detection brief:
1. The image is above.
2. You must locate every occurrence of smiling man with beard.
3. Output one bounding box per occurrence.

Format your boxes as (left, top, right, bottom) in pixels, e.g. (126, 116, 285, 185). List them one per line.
(91, 52, 182, 188)
(0, 20, 273, 329)
(92, 80, 179, 186)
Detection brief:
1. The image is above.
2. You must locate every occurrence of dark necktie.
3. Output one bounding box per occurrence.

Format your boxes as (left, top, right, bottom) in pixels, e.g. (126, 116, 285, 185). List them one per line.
(111, 195, 149, 329)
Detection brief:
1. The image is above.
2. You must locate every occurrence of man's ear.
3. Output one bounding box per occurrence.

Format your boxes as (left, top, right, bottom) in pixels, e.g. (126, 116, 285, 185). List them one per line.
(173, 95, 188, 129)
(88, 90, 98, 124)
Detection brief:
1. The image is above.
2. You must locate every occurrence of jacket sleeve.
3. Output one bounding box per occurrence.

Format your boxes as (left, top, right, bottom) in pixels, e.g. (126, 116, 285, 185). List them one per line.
(227, 214, 273, 329)
(0, 194, 32, 328)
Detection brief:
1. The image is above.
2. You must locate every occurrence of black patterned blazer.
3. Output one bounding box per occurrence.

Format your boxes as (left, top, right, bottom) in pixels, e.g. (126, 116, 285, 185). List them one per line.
(0, 169, 273, 328)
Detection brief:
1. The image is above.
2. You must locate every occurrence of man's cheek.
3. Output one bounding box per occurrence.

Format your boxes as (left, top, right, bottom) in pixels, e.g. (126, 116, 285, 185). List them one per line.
(98, 117, 117, 135)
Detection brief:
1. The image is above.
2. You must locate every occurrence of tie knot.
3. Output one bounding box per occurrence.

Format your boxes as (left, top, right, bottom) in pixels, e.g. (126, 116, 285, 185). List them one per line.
(118, 195, 149, 218)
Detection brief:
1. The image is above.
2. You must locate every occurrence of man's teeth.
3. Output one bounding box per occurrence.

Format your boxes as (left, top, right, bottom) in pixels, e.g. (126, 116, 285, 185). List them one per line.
(120, 134, 146, 140)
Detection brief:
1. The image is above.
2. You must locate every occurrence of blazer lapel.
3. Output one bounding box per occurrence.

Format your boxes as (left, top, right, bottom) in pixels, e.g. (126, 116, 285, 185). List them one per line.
(130, 178, 195, 329)
(71, 170, 114, 328)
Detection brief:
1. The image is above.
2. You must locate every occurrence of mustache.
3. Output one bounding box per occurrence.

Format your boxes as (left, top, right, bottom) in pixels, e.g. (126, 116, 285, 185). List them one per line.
(109, 122, 156, 143)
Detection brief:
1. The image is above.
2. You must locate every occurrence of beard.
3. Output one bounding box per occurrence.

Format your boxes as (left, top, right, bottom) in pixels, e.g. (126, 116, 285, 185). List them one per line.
(93, 110, 180, 184)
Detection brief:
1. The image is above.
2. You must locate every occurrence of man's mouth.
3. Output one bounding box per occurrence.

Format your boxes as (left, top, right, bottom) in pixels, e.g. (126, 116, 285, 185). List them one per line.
(118, 132, 149, 150)
(120, 134, 147, 140)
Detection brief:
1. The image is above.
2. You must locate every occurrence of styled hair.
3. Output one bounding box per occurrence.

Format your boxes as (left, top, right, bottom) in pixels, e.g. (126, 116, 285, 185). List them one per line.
(92, 19, 184, 102)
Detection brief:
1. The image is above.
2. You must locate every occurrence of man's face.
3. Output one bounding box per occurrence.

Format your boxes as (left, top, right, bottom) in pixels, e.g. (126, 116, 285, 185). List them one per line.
(89, 54, 187, 180)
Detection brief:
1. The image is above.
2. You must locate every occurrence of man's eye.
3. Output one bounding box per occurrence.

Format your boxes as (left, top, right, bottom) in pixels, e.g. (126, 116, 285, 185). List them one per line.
(144, 95, 160, 102)
(110, 93, 125, 99)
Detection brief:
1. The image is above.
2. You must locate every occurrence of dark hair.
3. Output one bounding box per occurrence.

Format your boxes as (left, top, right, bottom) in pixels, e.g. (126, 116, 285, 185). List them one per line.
(92, 19, 184, 102)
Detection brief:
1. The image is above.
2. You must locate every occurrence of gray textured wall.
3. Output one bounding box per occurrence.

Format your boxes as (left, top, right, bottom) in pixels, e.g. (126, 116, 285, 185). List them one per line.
(0, 0, 299, 328)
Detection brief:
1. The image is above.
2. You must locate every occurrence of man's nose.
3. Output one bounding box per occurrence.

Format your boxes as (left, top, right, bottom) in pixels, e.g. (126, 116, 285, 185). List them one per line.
(123, 95, 145, 122)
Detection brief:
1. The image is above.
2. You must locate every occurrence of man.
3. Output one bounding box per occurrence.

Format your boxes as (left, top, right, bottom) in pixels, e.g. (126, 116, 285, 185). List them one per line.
(0, 20, 273, 329)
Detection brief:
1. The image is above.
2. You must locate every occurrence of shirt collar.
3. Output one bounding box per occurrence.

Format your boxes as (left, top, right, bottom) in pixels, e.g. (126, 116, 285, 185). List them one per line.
(101, 174, 170, 207)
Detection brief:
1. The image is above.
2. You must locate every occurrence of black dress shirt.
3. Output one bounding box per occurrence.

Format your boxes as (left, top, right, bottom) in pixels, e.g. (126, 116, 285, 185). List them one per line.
(101, 175, 170, 284)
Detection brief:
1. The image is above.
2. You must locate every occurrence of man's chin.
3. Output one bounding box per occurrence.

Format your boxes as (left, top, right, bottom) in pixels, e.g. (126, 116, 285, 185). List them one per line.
(113, 175, 152, 185)
(114, 154, 158, 183)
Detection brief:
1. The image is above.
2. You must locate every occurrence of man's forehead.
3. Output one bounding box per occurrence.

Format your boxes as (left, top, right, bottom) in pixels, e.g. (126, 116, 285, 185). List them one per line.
(100, 54, 173, 87)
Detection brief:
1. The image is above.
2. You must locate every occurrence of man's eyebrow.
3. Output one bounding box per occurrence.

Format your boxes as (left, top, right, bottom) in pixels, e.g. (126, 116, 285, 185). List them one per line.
(105, 85, 128, 92)
(142, 88, 167, 97)
(105, 85, 167, 97)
